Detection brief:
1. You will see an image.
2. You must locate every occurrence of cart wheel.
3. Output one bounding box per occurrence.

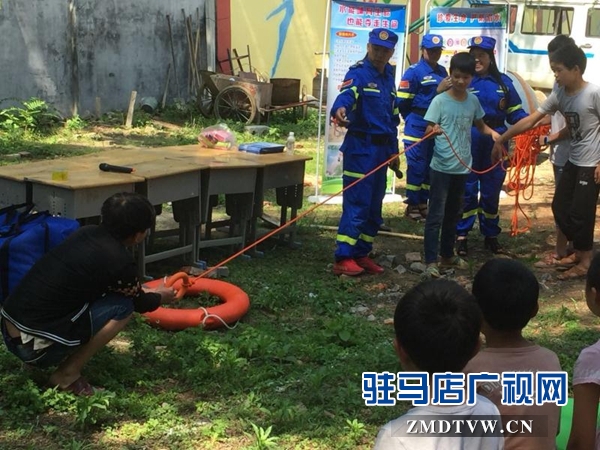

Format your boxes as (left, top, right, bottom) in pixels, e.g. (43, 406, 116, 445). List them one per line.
(214, 85, 257, 124)
(197, 83, 215, 117)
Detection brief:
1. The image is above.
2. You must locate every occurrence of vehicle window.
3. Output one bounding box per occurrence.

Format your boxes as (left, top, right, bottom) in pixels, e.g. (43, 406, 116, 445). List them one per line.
(587, 8, 600, 37)
(521, 6, 573, 35)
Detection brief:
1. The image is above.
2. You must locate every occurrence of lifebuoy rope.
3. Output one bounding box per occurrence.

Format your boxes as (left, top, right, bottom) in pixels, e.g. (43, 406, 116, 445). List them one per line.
(506, 125, 550, 236)
(438, 124, 550, 236)
(164, 132, 438, 285)
(198, 306, 239, 330)
(160, 125, 548, 290)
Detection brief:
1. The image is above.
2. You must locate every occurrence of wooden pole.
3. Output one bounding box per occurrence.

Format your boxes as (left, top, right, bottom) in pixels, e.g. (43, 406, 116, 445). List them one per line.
(309, 224, 424, 240)
(193, 8, 202, 91)
(68, 0, 79, 116)
(182, 9, 195, 96)
(166, 14, 180, 98)
(125, 90, 137, 128)
(188, 15, 202, 93)
(95, 97, 101, 118)
(161, 64, 171, 110)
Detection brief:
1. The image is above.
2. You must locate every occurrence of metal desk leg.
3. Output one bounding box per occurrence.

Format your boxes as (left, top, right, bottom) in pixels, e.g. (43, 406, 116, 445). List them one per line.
(275, 183, 304, 247)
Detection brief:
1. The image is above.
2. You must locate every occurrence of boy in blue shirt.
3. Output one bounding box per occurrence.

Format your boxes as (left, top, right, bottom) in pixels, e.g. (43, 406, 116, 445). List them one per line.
(422, 52, 500, 278)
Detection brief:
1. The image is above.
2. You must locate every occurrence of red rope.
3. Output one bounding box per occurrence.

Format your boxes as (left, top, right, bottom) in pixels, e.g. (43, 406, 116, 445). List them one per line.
(164, 125, 550, 284)
(173, 131, 435, 285)
(505, 124, 550, 236)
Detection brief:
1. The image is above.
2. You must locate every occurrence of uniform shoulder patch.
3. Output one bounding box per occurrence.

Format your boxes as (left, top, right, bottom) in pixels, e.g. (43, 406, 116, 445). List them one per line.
(399, 80, 410, 89)
(340, 79, 354, 89)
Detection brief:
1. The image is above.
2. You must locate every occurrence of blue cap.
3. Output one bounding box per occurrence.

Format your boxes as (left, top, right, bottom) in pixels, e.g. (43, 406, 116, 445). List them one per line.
(467, 35, 496, 50)
(368, 28, 398, 49)
(421, 34, 444, 49)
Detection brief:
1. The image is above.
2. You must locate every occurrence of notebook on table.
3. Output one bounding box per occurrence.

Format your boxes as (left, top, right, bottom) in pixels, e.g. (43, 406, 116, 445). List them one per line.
(238, 142, 285, 154)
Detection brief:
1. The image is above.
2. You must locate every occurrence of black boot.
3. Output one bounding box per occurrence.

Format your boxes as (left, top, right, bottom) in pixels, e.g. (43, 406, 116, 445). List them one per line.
(456, 238, 468, 257)
(484, 237, 503, 254)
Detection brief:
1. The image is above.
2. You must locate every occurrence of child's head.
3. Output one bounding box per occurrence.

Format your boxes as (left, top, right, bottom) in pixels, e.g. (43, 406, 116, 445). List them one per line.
(472, 259, 539, 333)
(393, 279, 481, 374)
(449, 52, 476, 75)
(550, 43, 587, 80)
(101, 192, 156, 240)
(449, 52, 476, 92)
(547, 34, 575, 55)
(586, 253, 600, 316)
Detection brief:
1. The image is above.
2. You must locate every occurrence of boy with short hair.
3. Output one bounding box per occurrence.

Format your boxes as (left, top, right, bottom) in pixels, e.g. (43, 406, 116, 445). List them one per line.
(374, 279, 504, 450)
(1, 192, 175, 395)
(464, 259, 561, 450)
(535, 34, 576, 268)
(422, 52, 500, 278)
(492, 44, 600, 279)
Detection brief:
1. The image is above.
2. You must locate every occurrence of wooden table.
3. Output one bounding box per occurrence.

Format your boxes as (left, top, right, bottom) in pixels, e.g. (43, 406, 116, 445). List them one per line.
(159, 146, 263, 252)
(0, 145, 311, 275)
(0, 153, 145, 218)
(234, 151, 311, 248)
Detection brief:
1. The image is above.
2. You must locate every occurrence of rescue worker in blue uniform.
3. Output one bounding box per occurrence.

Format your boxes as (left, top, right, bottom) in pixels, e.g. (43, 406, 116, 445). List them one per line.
(330, 28, 400, 276)
(397, 34, 452, 221)
(455, 36, 527, 255)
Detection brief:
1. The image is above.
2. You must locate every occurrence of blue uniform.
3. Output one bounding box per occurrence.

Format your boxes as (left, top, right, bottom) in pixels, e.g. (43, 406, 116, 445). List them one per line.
(397, 58, 448, 206)
(331, 58, 399, 261)
(456, 74, 527, 238)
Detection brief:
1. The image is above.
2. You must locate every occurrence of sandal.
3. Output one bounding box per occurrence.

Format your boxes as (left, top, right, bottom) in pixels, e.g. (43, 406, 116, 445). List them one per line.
(534, 253, 578, 269)
(405, 205, 423, 222)
(557, 264, 588, 280)
(456, 238, 468, 257)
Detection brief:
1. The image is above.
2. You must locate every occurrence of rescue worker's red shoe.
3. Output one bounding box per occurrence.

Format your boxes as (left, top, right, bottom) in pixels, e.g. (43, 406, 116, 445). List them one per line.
(355, 256, 385, 274)
(333, 259, 365, 276)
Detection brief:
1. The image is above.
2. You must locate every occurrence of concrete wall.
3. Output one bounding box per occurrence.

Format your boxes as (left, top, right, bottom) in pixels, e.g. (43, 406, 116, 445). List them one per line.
(0, 0, 212, 116)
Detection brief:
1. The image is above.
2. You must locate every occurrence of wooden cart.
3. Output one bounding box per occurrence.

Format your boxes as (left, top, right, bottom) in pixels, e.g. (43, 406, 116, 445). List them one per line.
(197, 71, 311, 124)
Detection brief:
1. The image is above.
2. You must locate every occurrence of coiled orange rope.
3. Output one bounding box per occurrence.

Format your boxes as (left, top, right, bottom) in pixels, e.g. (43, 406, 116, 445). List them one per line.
(441, 124, 551, 236)
(505, 124, 550, 236)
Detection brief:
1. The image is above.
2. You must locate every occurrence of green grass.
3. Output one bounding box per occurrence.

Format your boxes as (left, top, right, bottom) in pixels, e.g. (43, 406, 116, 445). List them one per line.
(0, 229, 408, 449)
(0, 106, 598, 448)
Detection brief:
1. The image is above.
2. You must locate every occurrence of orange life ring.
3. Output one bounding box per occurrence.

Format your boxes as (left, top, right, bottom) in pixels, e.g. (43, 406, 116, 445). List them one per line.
(142, 275, 250, 331)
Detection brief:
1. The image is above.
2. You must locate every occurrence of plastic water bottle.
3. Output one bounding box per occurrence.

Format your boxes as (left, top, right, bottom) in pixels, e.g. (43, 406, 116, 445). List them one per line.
(286, 132, 295, 154)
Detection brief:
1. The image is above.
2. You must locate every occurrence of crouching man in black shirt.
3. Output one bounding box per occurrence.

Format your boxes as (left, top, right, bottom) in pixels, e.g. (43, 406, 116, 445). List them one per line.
(0, 192, 176, 395)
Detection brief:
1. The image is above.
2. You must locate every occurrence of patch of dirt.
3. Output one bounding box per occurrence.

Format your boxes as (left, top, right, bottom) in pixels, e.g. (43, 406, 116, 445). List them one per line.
(357, 156, 600, 332)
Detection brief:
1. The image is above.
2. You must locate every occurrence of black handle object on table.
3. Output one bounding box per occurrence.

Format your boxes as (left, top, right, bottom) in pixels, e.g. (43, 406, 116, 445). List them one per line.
(99, 163, 135, 173)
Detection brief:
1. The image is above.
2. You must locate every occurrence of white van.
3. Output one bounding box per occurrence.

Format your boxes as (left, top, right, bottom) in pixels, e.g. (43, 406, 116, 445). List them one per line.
(471, 0, 600, 92)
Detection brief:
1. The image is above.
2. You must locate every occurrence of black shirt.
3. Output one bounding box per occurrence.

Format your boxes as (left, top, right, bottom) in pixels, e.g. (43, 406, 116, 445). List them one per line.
(1, 225, 160, 346)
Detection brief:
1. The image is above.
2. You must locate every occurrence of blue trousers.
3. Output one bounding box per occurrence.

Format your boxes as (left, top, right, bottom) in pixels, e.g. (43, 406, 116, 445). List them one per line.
(335, 134, 391, 261)
(403, 114, 433, 206)
(456, 131, 506, 238)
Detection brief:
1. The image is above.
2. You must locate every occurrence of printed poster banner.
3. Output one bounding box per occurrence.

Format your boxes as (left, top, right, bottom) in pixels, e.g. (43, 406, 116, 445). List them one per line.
(429, 6, 508, 72)
(323, 0, 407, 195)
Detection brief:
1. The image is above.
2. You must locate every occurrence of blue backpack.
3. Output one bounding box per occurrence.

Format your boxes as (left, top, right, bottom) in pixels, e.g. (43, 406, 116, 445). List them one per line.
(0, 203, 80, 304)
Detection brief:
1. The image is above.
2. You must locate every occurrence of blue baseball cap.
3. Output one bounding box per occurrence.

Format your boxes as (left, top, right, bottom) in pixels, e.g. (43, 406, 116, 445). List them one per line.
(421, 34, 444, 49)
(467, 35, 496, 50)
(368, 28, 398, 49)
